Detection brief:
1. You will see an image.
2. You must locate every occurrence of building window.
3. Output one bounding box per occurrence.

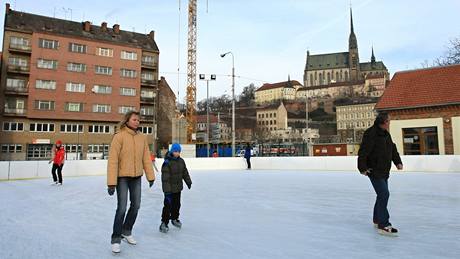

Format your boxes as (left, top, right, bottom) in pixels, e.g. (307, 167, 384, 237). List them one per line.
(310, 74, 314, 86)
(10, 36, 30, 49)
(35, 79, 56, 90)
(88, 144, 109, 153)
(345, 71, 349, 81)
(65, 144, 82, 153)
(121, 51, 138, 60)
(138, 126, 153, 134)
(93, 104, 111, 113)
(39, 38, 59, 49)
(1, 144, 23, 153)
(140, 106, 154, 115)
(94, 65, 112, 75)
(141, 55, 156, 65)
(37, 59, 58, 69)
(3, 122, 24, 132)
(120, 69, 137, 78)
(96, 47, 113, 57)
(140, 90, 154, 99)
(141, 72, 155, 81)
(60, 124, 84, 133)
(66, 82, 85, 93)
(7, 78, 27, 90)
(29, 123, 55, 132)
(119, 106, 136, 114)
(65, 103, 84, 112)
(8, 56, 28, 67)
(88, 125, 111, 134)
(403, 127, 439, 155)
(92, 85, 112, 94)
(67, 62, 87, 72)
(34, 100, 55, 111)
(68, 43, 87, 53)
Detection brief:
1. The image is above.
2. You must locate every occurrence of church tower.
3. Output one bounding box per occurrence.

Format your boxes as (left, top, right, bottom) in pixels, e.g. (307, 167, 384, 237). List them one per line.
(348, 8, 360, 81)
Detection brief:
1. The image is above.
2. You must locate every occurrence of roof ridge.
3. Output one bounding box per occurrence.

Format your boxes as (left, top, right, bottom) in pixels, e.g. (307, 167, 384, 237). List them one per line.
(394, 64, 460, 75)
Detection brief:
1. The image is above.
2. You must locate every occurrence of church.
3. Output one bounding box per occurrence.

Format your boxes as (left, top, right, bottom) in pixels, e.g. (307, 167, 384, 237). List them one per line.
(303, 9, 389, 88)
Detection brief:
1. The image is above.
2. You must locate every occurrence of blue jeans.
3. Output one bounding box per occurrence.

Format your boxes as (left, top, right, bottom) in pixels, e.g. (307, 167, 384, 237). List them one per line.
(111, 177, 141, 244)
(369, 177, 390, 228)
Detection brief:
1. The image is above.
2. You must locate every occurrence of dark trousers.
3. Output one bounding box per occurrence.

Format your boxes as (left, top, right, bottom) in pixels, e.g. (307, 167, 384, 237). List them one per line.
(51, 163, 63, 183)
(369, 177, 390, 228)
(111, 176, 141, 244)
(246, 157, 251, 169)
(161, 192, 181, 224)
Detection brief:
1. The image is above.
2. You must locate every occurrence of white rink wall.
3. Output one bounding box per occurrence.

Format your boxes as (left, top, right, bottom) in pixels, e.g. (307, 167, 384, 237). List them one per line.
(0, 155, 459, 180)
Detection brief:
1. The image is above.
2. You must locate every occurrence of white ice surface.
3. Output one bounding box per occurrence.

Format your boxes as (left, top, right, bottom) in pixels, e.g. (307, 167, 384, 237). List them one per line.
(0, 171, 459, 259)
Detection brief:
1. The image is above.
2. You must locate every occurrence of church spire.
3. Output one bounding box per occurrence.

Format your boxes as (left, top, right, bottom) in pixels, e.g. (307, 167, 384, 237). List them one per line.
(348, 8, 358, 49)
(371, 46, 376, 63)
(350, 8, 354, 34)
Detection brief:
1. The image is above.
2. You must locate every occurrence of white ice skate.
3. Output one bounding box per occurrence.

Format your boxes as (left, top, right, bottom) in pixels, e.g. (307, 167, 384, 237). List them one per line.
(111, 243, 121, 253)
(122, 234, 137, 245)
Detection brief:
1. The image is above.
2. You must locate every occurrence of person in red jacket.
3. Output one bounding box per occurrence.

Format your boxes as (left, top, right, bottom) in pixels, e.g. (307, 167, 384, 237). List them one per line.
(49, 140, 66, 185)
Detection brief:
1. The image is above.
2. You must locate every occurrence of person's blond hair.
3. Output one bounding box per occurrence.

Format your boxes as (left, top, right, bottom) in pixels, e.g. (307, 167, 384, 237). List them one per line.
(118, 110, 141, 130)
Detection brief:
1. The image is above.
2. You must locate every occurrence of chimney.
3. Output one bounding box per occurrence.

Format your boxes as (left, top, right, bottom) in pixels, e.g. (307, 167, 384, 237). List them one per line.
(113, 24, 120, 34)
(149, 30, 155, 40)
(101, 22, 107, 32)
(5, 3, 10, 14)
(83, 21, 91, 32)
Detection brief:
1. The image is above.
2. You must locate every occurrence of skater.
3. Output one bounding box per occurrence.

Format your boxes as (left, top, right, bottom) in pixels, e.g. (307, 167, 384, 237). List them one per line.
(358, 112, 403, 236)
(159, 143, 192, 233)
(244, 143, 252, 170)
(49, 140, 65, 185)
(107, 111, 155, 253)
(212, 150, 219, 158)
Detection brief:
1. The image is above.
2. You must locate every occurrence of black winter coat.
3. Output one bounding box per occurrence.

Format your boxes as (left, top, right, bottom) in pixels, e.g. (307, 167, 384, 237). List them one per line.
(161, 154, 192, 193)
(357, 124, 402, 178)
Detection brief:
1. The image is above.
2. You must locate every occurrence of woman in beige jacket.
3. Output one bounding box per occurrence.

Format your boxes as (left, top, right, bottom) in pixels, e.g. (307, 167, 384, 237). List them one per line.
(107, 111, 155, 254)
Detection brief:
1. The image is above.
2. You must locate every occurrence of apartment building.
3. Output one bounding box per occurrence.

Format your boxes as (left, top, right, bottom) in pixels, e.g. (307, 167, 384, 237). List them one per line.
(0, 3, 160, 160)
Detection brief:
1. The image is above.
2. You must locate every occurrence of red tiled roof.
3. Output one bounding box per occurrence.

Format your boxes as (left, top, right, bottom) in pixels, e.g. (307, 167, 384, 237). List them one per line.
(376, 65, 460, 110)
(255, 80, 302, 92)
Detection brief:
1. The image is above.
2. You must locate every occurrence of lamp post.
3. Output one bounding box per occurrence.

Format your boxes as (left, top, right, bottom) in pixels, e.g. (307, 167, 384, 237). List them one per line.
(220, 51, 235, 157)
(199, 73, 216, 157)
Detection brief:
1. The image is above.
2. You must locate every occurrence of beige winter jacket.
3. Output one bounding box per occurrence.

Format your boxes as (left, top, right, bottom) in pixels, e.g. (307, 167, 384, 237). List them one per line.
(107, 127, 155, 186)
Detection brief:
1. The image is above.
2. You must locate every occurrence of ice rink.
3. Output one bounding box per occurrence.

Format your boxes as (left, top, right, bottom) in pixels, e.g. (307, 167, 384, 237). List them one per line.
(1, 170, 459, 259)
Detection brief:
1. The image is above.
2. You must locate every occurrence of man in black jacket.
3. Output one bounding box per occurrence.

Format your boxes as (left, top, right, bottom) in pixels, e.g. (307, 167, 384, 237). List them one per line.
(358, 112, 403, 236)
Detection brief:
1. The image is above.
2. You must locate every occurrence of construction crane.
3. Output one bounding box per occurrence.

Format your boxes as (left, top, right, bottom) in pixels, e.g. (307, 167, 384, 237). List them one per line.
(186, 0, 197, 143)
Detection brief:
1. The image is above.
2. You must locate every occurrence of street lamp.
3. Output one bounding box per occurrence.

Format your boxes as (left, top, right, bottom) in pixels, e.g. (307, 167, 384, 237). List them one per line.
(199, 73, 216, 157)
(220, 51, 235, 157)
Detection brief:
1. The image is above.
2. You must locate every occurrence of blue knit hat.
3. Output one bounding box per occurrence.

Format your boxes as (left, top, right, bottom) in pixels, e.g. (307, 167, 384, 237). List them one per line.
(170, 143, 182, 153)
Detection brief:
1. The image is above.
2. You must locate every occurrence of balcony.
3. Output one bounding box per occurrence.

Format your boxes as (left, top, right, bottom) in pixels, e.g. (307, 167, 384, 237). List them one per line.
(140, 114, 154, 121)
(5, 86, 28, 95)
(141, 61, 158, 70)
(7, 65, 30, 74)
(140, 96, 155, 104)
(4, 108, 27, 116)
(141, 78, 158, 87)
(9, 43, 32, 53)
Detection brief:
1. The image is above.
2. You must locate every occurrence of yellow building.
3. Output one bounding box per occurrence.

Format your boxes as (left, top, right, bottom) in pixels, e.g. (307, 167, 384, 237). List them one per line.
(336, 99, 378, 142)
(255, 80, 302, 104)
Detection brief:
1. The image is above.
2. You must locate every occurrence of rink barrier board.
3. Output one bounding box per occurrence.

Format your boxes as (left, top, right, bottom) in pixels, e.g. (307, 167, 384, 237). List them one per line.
(0, 155, 459, 180)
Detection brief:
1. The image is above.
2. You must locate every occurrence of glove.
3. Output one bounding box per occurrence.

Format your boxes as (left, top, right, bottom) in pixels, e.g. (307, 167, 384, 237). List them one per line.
(107, 186, 115, 196)
(149, 180, 154, 188)
(187, 183, 192, 190)
(360, 168, 372, 176)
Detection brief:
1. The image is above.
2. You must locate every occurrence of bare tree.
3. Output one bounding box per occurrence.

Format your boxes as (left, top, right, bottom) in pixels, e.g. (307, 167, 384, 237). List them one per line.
(435, 37, 460, 66)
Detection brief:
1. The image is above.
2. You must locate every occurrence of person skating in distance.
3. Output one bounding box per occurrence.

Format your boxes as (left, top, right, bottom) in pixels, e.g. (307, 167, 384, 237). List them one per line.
(49, 140, 65, 186)
(107, 111, 155, 253)
(358, 112, 403, 237)
(159, 143, 192, 233)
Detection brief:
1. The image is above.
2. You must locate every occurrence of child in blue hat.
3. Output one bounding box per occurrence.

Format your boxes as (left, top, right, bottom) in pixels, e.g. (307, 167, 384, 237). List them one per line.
(159, 143, 192, 233)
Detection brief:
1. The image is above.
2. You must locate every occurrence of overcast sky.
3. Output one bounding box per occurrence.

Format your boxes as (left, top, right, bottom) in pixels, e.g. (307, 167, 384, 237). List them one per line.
(2, 0, 459, 102)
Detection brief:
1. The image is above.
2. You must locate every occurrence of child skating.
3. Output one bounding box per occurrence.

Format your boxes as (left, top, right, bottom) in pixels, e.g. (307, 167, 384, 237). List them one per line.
(49, 140, 65, 185)
(159, 143, 192, 233)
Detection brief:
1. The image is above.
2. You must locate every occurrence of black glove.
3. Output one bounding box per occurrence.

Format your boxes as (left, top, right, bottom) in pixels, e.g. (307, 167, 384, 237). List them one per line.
(187, 183, 192, 190)
(360, 168, 372, 176)
(107, 186, 115, 196)
(149, 180, 154, 188)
